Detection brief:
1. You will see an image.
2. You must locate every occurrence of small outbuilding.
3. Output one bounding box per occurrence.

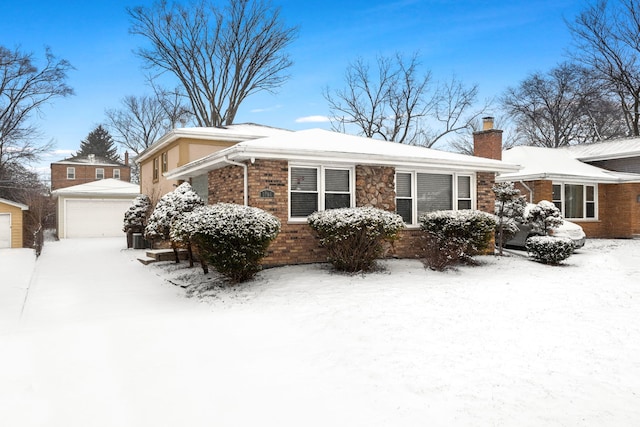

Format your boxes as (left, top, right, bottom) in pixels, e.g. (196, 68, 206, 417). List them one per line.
(52, 179, 140, 238)
(0, 198, 29, 248)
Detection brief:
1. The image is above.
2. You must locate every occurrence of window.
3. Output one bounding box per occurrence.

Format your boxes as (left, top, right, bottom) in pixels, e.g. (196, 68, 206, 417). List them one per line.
(552, 183, 597, 219)
(153, 157, 159, 181)
(67, 167, 75, 179)
(96, 168, 105, 179)
(113, 169, 120, 179)
(289, 166, 353, 219)
(161, 152, 168, 173)
(395, 171, 474, 225)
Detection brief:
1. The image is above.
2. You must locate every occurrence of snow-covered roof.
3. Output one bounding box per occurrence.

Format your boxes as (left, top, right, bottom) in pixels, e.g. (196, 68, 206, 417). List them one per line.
(165, 128, 520, 180)
(563, 137, 640, 161)
(51, 179, 140, 197)
(52, 154, 126, 167)
(0, 197, 28, 210)
(497, 146, 640, 183)
(136, 123, 293, 164)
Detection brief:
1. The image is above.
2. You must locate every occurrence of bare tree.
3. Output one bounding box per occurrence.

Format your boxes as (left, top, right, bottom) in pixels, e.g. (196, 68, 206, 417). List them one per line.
(0, 45, 74, 175)
(105, 88, 191, 155)
(568, 0, 640, 136)
(324, 52, 487, 148)
(128, 0, 298, 127)
(501, 62, 624, 147)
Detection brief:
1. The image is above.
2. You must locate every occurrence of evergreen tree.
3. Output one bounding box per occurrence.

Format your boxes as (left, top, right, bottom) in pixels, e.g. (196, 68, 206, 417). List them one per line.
(493, 182, 526, 256)
(76, 125, 120, 162)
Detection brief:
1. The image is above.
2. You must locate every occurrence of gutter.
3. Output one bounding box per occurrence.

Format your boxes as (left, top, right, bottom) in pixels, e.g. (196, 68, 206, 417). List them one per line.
(519, 181, 534, 203)
(223, 156, 248, 206)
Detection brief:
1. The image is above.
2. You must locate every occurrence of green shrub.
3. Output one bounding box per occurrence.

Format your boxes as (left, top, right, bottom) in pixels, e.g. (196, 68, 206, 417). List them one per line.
(176, 203, 281, 283)
(419, 210, 497, 270)
(307, 207, 405, 272)
(525, 236, 575, 265)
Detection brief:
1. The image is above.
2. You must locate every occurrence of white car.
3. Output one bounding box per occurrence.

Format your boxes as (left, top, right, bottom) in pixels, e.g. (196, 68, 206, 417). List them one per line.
(506, 215, 586, 250)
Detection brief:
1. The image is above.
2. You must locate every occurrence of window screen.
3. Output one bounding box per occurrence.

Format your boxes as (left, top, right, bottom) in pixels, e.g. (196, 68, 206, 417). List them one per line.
(457, 176, 471, 210)
(291, 167, 318, 217)
(417, 173, 452, 215)
(564, 184, 584, 218)
(395, 173, 413, 223)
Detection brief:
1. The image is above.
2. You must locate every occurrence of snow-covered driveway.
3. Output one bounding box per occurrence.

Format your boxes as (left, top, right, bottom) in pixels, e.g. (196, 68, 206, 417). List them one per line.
(17, 238, 195, 328)
(1, 237, 640, 426)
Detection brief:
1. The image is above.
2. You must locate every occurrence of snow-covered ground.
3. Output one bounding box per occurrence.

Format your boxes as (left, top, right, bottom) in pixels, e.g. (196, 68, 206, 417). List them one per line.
(1, 237, 640, 426)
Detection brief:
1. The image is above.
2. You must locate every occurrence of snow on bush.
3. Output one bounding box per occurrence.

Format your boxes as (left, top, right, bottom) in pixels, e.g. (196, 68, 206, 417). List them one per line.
(145, 182, 204, 241)
(419, 210, 497, 270)
(526, 200, 563, 235)
(176, 203, 281, 283)
(526, 236, 575, 265)
(123, 194, 152, 232)
(307, 207, 405, 272)
(493, 182, 526, 255)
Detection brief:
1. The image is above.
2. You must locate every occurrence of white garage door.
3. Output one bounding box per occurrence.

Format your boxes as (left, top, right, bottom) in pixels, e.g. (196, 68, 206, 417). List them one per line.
(0, 213, 10, 248)
(65, 199, 133, 238)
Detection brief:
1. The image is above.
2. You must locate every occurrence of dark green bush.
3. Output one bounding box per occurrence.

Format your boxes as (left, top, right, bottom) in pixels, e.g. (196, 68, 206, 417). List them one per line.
(525, 236, 574, 265)
(307, 207, 405, 272)
(175, 203, 281, 283)
(419, 210, 497, 270)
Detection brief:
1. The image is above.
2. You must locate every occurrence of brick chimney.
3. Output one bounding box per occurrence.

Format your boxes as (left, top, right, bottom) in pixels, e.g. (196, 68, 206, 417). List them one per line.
(124, 151, 129, 166)
(473, 116, 503, 160)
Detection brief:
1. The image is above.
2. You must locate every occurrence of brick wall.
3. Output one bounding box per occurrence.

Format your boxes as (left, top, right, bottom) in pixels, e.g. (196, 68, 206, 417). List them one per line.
(514, 180, 640, 238)
(207, 160, 503, 266)
(51, 164, 131, 190)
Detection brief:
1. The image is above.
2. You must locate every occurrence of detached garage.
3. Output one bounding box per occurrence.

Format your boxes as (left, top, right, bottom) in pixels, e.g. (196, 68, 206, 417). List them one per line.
(0, 198, 28, 248)
(52, 179, 140, 238)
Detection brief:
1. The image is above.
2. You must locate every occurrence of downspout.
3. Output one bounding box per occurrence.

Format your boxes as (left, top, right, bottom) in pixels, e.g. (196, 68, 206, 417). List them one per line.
(224, 156, 248, 206)
(519, 180, 534, 203)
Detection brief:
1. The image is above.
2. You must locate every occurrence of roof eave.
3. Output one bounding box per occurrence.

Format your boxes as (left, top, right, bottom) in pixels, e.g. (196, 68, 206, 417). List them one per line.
(165, 146, 520, 180)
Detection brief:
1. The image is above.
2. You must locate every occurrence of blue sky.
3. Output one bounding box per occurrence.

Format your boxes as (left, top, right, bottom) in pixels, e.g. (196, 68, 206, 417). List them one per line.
(1, 0, 584, 178)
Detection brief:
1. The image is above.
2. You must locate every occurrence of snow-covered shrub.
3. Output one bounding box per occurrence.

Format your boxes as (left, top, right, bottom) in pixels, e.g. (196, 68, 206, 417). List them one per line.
(493, 182, 526, 255)
(179, 203, 281, 283)
(145, 182, 204, 242)
(525, 236, 575, 265)
(419, 210, 497, 270)
(307, 207, 405, 272)
(526, 200, 563, 235)
(123, 194, 152, 232)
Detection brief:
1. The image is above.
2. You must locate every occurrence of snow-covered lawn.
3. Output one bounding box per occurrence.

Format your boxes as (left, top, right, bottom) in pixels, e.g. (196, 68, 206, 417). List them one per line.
(2, 238, 640, 426)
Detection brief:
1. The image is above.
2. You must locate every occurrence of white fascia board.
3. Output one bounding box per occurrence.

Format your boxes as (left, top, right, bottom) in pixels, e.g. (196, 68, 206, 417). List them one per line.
(575, 151, 640, 162)
(496, 172, 622, 184)
(166, 146, 519, 181)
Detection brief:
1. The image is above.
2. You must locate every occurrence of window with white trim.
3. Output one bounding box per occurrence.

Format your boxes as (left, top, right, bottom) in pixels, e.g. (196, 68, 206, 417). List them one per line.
(96, 168, 105, 179)
(395, 171, 474, 225)
(113, 169, 120, 179)
(289, 165, 353, 219)
(552, 183, 597, 219)
(67, 167, 75, 179)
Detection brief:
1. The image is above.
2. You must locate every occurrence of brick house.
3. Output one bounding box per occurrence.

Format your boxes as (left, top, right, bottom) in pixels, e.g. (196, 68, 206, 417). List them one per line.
(160, 124, 516, 266)
(50, 153, 131, 191)
(135, 124, 291, 200)
(498, 142, 640, 238)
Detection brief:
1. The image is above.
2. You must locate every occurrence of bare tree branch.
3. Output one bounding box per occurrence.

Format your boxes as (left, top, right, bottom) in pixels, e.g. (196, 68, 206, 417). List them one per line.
(324, 52, 487, 148)
(128, 0, 298, 127)
(0, 45, 73, 174)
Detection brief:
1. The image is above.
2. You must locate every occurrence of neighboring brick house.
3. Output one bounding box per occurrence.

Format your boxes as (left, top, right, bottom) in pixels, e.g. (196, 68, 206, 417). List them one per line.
(161, 125, 516, 266)
(50, 153, 131, 191)
(135, 124, 292, 200)
(498, 141, 640, 238)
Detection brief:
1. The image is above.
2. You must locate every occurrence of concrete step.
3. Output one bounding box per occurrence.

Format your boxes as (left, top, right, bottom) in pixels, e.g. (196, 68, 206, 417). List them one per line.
(137, 256, 157, 265)
(145, 248, 189, 262)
